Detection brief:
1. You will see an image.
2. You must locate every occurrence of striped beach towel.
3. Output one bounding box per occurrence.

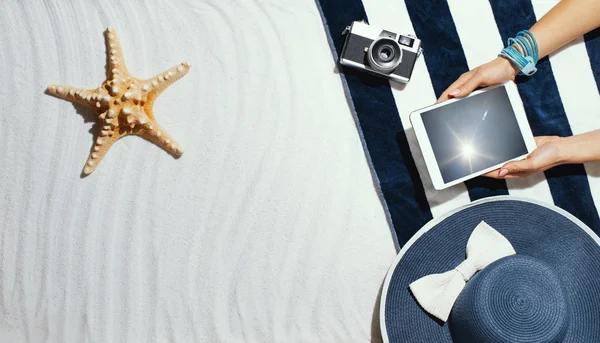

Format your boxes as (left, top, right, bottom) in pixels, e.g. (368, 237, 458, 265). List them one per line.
(315, 0, 600, 250)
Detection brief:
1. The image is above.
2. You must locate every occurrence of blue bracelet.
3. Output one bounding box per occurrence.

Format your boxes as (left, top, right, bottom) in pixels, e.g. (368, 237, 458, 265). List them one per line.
(498, 30, 539, 76)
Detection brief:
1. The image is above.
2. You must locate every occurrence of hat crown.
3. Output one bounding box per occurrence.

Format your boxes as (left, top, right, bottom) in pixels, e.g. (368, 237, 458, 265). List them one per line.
(449, 255, 569, 343)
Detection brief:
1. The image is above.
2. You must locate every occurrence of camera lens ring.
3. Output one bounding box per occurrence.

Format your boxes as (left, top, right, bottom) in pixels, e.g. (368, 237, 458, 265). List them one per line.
(367, 38, 403, 73)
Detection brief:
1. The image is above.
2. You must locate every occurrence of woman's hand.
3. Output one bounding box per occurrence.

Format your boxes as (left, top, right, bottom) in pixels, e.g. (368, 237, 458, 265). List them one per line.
(483, 136, 566, 179)
(437, 57, 520, 103)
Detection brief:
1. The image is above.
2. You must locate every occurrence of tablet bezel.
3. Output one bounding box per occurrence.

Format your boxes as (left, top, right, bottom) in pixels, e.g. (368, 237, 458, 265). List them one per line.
(410, 82, 537, 190)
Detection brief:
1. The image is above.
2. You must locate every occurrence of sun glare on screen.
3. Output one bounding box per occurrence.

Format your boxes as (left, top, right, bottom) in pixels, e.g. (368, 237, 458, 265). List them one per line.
(462, 143, 474, 159)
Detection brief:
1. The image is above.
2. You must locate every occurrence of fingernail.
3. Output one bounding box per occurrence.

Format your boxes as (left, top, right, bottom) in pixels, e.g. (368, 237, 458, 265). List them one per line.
(449, 89, 461, 96)
(499, 169, 509, 177)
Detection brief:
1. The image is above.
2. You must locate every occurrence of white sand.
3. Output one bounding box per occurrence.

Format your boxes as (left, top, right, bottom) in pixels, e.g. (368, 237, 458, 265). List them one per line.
(0, 0, 396, 341)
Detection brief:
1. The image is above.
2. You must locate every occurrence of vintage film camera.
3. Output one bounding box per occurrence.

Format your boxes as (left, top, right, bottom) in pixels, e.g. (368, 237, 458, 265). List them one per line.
(340, 21, 422, 83)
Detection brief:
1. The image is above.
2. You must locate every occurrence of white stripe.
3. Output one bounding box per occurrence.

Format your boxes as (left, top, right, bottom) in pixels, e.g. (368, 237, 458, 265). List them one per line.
(448, 0, 555, 204)
(360, 0, 472, 218)
(532, 0, 600, 213)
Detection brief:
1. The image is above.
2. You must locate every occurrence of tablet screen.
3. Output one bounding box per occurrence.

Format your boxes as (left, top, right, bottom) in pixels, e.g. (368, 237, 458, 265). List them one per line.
(421, 86, 528, 183)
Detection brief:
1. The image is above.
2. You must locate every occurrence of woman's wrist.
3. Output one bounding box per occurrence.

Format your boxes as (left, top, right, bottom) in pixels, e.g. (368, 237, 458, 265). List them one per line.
(555, 136, 576, 164)
(497, 56, 520, 80)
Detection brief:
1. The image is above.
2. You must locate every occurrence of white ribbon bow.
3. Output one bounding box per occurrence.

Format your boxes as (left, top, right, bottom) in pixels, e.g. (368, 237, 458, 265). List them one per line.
(409, 221, 516, 322)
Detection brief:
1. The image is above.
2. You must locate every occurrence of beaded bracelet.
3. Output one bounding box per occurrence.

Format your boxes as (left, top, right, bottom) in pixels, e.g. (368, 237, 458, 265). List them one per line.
(498, 30, 539, 76)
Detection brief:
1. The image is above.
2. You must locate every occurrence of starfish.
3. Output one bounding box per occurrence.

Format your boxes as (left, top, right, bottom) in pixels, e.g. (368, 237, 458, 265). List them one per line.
(47, 27, 191, 176)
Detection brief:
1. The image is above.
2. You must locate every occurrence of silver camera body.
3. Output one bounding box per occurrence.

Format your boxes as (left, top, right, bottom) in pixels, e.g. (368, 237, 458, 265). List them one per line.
(339, 21, 422, 83)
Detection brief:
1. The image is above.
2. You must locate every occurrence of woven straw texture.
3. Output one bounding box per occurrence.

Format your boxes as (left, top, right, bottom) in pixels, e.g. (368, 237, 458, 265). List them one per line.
(384, 199, 600, 342)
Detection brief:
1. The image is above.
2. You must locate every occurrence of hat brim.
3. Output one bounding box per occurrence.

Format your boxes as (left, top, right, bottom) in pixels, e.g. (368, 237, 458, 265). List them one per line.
(380, 196, 600, 343)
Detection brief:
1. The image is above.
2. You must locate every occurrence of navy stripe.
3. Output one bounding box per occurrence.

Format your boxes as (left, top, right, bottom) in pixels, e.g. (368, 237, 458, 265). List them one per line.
(403, 0, 509, 201)
(584, 27, 600, 95)
(316, 0, 433, 247)
(489, 0, 600, 233)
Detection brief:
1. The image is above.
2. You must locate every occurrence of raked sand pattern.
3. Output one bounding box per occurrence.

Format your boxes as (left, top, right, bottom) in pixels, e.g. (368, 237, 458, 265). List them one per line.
(0, 0, 395, 342)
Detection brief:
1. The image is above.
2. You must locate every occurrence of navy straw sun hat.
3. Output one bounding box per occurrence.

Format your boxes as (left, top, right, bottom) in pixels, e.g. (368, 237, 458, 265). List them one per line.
(380, 196, 600, 343)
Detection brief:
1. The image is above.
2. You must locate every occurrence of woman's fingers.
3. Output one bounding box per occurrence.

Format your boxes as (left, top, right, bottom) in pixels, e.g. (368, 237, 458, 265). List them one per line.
(436, 71, 475, 103)
(498, 158, 537, 176)
(498, 171, 537, 179)
(448, 70, 485, 99)
(437, 58, 519, 104)
(483, 168, 536, 179)
(482, 169, 502, 178)
(482, 158, 537, 179)
(482, 152, 539, 179)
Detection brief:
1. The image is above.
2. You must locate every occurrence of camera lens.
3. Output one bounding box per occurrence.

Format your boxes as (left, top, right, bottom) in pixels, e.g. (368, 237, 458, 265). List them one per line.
(367, 38, 402, 73)
(378, 45, 395, 62)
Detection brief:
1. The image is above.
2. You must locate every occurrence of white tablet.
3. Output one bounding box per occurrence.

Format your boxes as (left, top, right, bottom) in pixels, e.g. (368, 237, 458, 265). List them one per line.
(410, 82, 536, 190)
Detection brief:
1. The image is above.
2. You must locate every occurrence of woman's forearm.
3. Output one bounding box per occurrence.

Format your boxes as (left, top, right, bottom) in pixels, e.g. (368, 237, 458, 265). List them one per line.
(530, 0, 600, 59)
(438, 0, 600, 102)
(560, 130, 600, 164)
